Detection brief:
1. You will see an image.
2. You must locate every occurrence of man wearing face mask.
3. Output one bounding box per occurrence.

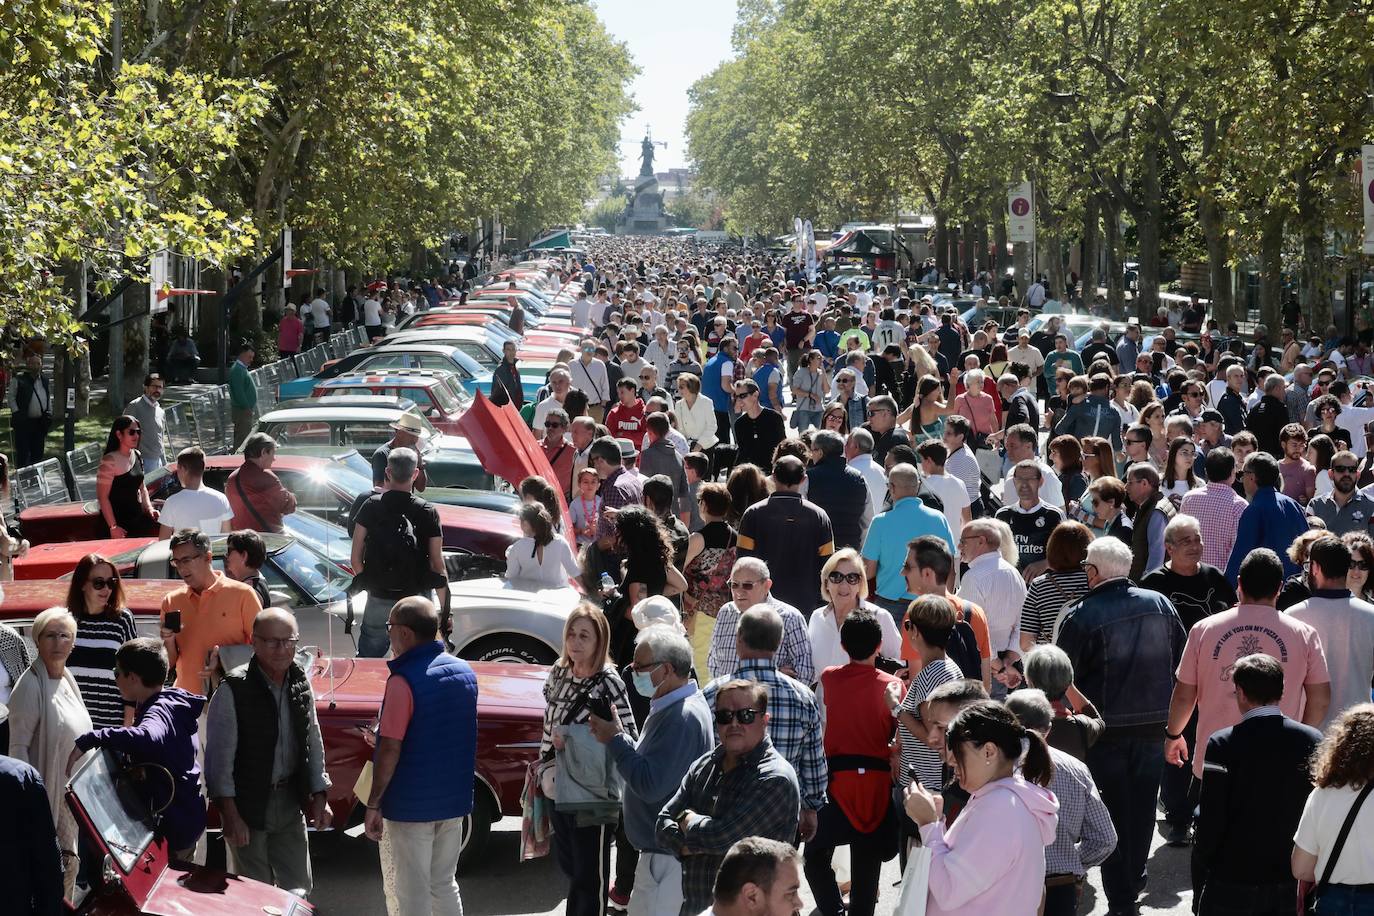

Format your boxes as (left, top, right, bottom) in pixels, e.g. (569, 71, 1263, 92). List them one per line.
(589, 628, 712, 916)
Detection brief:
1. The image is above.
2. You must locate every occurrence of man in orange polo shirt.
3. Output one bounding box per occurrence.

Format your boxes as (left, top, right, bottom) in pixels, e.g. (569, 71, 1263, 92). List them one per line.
(160, 528, 261, 693)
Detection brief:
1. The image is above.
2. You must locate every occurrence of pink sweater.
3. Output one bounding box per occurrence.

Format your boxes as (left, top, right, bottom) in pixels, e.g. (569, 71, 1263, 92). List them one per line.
(918, 775, 1059, 916)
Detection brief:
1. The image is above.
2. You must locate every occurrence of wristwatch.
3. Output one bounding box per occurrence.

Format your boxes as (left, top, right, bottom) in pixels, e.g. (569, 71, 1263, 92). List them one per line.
(1164, 728, 1183, 741)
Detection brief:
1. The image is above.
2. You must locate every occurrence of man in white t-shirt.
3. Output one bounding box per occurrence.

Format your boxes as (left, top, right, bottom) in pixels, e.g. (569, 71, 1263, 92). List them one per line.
(916, 440, 972, 536)
(363, 294, 384, 340)
(158, 447, 233, 537)
(309, 288, 332, 344)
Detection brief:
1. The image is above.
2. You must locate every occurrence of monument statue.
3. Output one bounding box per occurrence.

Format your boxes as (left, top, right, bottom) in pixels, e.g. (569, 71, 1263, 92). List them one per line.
(639, 134, 655, 177)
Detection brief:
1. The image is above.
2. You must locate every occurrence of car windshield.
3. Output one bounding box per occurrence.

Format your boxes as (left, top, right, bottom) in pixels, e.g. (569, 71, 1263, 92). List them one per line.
(330, 450, 374, 480)
(271, 539, 353, 604)
(452, 341, 498, 368)
(282, 511, 353, 568)
(69, 748, 154, 872)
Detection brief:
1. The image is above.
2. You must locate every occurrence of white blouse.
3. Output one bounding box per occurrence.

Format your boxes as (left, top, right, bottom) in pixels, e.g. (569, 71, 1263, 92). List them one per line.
(504, 536, 580, 588)
(808, 601, 904, 673)
(673, 395, 719, 450)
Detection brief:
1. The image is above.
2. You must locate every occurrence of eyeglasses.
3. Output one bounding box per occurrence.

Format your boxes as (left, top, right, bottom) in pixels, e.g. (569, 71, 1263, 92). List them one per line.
(1352, 560, 1371, 571)
(733, 392, 754, 400)
(868, 408, 891, 417)
(171, 552, 206, 566)
(639, 375, 654, 381)
(253, 636, 299, 650)
(728, 579, 762, 591)
(714, 707, 764, 726)
(124, 428, 142, 436)
(1332, 465, 1359, 474)
(40, 631, 74, 642)
(1080, 561, 1098, 572)
(87, 577, 116, 591)
(544, 421, 565, 429)
(827, 571, 863, 585)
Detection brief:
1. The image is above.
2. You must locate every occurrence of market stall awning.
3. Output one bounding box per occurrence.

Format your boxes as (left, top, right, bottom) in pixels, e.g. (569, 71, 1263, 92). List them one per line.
(528, 230, 573, 250)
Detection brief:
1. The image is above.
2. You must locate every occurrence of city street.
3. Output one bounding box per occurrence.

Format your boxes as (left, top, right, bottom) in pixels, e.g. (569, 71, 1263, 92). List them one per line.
(303, 806, 1198, 916)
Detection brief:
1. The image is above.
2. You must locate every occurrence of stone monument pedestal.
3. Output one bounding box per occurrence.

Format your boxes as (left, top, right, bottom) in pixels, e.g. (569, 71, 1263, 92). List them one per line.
(618, 174, 670, 235)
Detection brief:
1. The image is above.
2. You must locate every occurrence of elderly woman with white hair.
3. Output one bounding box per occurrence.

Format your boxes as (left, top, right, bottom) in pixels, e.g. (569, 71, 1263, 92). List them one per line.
(8, 607, 92, 899)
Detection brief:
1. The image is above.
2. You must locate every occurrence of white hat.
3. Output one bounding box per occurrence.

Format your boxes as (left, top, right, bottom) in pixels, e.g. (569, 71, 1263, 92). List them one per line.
(631, 596, 684, 634)
(389, 412, 428, 434)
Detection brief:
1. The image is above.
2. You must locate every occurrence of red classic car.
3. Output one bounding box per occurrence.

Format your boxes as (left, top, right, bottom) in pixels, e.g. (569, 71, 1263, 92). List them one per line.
(17, 453, 521, 561)
(1, 579, 547, 873)
(69, 748, 313, 915)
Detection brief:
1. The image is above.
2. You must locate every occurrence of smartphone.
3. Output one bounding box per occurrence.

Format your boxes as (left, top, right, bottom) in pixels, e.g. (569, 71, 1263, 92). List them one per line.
(588, 694, 613, 721)
(874, 655, 908, 676)
(164, 610, 181, 634)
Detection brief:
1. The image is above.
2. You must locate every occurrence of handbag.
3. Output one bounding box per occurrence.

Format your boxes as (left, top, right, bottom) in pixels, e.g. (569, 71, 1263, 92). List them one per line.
(1297, 782, 1373, 915)
(893, 842, 931, 916)
(538, 670, 608, 802)
(519, 759, 553, 861)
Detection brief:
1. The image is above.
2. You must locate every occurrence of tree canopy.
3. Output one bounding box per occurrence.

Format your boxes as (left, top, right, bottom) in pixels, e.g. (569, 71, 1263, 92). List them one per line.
(685, 0, 1374, 324)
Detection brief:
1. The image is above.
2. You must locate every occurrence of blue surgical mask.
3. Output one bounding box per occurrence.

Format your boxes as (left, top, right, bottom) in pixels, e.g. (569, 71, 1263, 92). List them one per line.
(631, 665, 660, 698)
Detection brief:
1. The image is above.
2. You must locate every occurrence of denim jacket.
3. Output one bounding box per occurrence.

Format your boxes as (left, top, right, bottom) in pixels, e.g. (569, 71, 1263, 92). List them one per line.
(1055, 578, 1186, 730)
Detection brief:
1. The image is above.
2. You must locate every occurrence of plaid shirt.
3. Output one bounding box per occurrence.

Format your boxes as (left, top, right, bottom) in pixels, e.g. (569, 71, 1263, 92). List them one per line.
(1178, 482, 1248, 570)
(702, 659, 827, 812)
(595, 465, 644, 542)
(707, 597, 815, 685)
(1044, 747, 1117, 876)
(656, 736, 800, 915)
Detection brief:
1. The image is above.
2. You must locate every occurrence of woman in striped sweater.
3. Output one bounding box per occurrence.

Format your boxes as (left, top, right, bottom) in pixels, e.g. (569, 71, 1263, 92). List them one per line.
(66, 554, 138, 729)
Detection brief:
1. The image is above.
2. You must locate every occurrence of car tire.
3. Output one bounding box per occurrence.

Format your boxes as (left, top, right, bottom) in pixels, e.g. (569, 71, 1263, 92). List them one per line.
(456, 788, 495, 874)
(461, 634, 558, 666)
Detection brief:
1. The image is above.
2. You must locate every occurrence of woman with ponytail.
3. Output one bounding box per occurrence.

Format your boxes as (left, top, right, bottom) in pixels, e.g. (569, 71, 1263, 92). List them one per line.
(902, 700, 1060, 916)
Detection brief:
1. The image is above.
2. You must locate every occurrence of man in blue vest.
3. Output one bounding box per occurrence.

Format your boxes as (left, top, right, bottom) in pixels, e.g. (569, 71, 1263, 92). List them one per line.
(364, 596, 478, 916)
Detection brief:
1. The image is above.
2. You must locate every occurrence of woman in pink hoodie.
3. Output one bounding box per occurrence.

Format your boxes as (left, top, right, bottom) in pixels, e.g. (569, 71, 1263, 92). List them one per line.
(904, 700, 1060, 916)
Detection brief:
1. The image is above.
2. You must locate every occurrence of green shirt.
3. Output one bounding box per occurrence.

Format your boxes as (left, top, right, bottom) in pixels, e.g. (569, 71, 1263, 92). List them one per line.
(229, 360, 257, 410)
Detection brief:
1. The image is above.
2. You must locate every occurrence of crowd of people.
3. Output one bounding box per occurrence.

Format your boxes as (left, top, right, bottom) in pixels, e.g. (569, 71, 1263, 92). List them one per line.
(508, 237, 1374, 916)
(7, 234, 1374, 916)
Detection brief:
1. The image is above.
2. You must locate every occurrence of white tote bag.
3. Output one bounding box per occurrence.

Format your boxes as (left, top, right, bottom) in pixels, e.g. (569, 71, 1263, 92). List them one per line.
(893, 845, 931, 916)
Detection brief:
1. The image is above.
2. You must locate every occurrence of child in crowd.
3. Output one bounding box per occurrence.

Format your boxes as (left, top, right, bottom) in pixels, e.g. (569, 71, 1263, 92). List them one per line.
(569, 467, 601, 548)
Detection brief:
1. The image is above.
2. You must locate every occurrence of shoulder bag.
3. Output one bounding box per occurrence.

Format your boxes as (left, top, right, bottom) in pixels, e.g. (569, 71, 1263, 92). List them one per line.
(1298, 782, 1374, 915)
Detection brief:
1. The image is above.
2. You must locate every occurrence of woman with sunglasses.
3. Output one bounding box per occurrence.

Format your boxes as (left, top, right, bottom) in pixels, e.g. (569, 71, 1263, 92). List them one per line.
(64, 553, 137, 729)
(807, 548, 900, 671)
(97, 414, 159, 538)
(1342, 532, 1374, 601)
(820, 400, 850, 435)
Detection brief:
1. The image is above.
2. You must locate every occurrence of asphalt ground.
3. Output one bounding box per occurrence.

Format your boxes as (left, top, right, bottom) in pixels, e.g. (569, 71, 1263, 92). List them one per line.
(302, 805, 1198, 915)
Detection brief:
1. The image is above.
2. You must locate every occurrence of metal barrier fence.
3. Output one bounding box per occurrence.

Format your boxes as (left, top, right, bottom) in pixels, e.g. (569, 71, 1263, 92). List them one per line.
(12, 331, 371, 512)
(12, 458, 72, 511)
(65, 443, 104, 501)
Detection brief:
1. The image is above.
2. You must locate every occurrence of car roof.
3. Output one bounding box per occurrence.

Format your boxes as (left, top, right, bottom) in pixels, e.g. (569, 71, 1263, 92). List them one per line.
(274, 394, 416, 411)
(132, 533, 296, 567)
(318, 374, 445, 388)
(261, 404, 415, 422)
(0, 578, 180, 619)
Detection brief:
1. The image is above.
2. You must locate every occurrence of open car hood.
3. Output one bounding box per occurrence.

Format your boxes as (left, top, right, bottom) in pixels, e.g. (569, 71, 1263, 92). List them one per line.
(455, 392, 572, 546)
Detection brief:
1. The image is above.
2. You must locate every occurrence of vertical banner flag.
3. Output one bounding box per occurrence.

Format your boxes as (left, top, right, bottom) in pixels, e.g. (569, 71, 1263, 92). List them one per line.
(149, 249, 170, 314)
(282, 227, 293, 288)
(794, 217, 805, 266)
(803, 219, 817, 281)
(1362, 146, 1374, 255)
(1008, 181, 1035, 244)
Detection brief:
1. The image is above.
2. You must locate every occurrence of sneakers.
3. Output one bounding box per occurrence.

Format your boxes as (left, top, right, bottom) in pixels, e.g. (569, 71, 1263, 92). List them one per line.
(607, 886, 630, 915)
(1160, 821, 1192, 847)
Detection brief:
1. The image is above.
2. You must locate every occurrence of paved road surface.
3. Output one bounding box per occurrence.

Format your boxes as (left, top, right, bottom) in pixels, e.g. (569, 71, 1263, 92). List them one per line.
(302, 810, 1197, 915)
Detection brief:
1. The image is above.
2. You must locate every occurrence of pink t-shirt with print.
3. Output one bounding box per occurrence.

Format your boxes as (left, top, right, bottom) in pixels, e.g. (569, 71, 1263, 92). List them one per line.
(1177, 603, 1329, 777)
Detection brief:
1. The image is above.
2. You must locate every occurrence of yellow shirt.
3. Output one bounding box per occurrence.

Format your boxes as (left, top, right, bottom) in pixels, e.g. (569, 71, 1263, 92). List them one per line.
(160, 572, 261, 693)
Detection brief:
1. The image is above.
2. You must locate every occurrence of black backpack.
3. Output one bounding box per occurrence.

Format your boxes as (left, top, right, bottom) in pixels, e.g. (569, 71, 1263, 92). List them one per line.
(362, 495, 423, 597)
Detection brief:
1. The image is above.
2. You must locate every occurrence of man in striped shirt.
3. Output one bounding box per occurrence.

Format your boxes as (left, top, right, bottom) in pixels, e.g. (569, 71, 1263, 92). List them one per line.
(941, 416, 983, 507)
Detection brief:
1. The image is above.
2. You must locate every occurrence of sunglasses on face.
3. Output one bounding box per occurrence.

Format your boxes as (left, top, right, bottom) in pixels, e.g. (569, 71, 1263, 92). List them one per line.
(124, 428, 142, 436)
(1333, 465, 1360, 474)
(827, 571, 863, 585)
(714, 707, 764, 726)
(1352, 560, 1371, 571)
(88, 577, 116, 591)
(733, 392, 753, 400)
(544, 421, 564, 429)
(728, 579, 761, 591)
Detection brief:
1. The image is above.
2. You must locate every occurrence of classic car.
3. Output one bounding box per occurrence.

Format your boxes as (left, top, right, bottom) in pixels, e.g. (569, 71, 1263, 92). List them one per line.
(312, 371, 471, 434)
(278, 341, 489, 401)
(68, 748, 314, 914)
(0, 579, 546, 876)
(248, 396, 496, 490)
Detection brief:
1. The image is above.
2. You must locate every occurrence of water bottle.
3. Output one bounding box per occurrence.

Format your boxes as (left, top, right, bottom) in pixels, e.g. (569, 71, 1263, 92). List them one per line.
(599, 572, 615, 597)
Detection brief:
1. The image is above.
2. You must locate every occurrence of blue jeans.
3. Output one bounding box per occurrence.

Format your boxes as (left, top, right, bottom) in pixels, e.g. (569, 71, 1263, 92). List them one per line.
(1087, 735, 1165, 913)
(356, 594, 397, 658)
(791, 409, 822, 431)
(1317, 885, 1374, 916)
